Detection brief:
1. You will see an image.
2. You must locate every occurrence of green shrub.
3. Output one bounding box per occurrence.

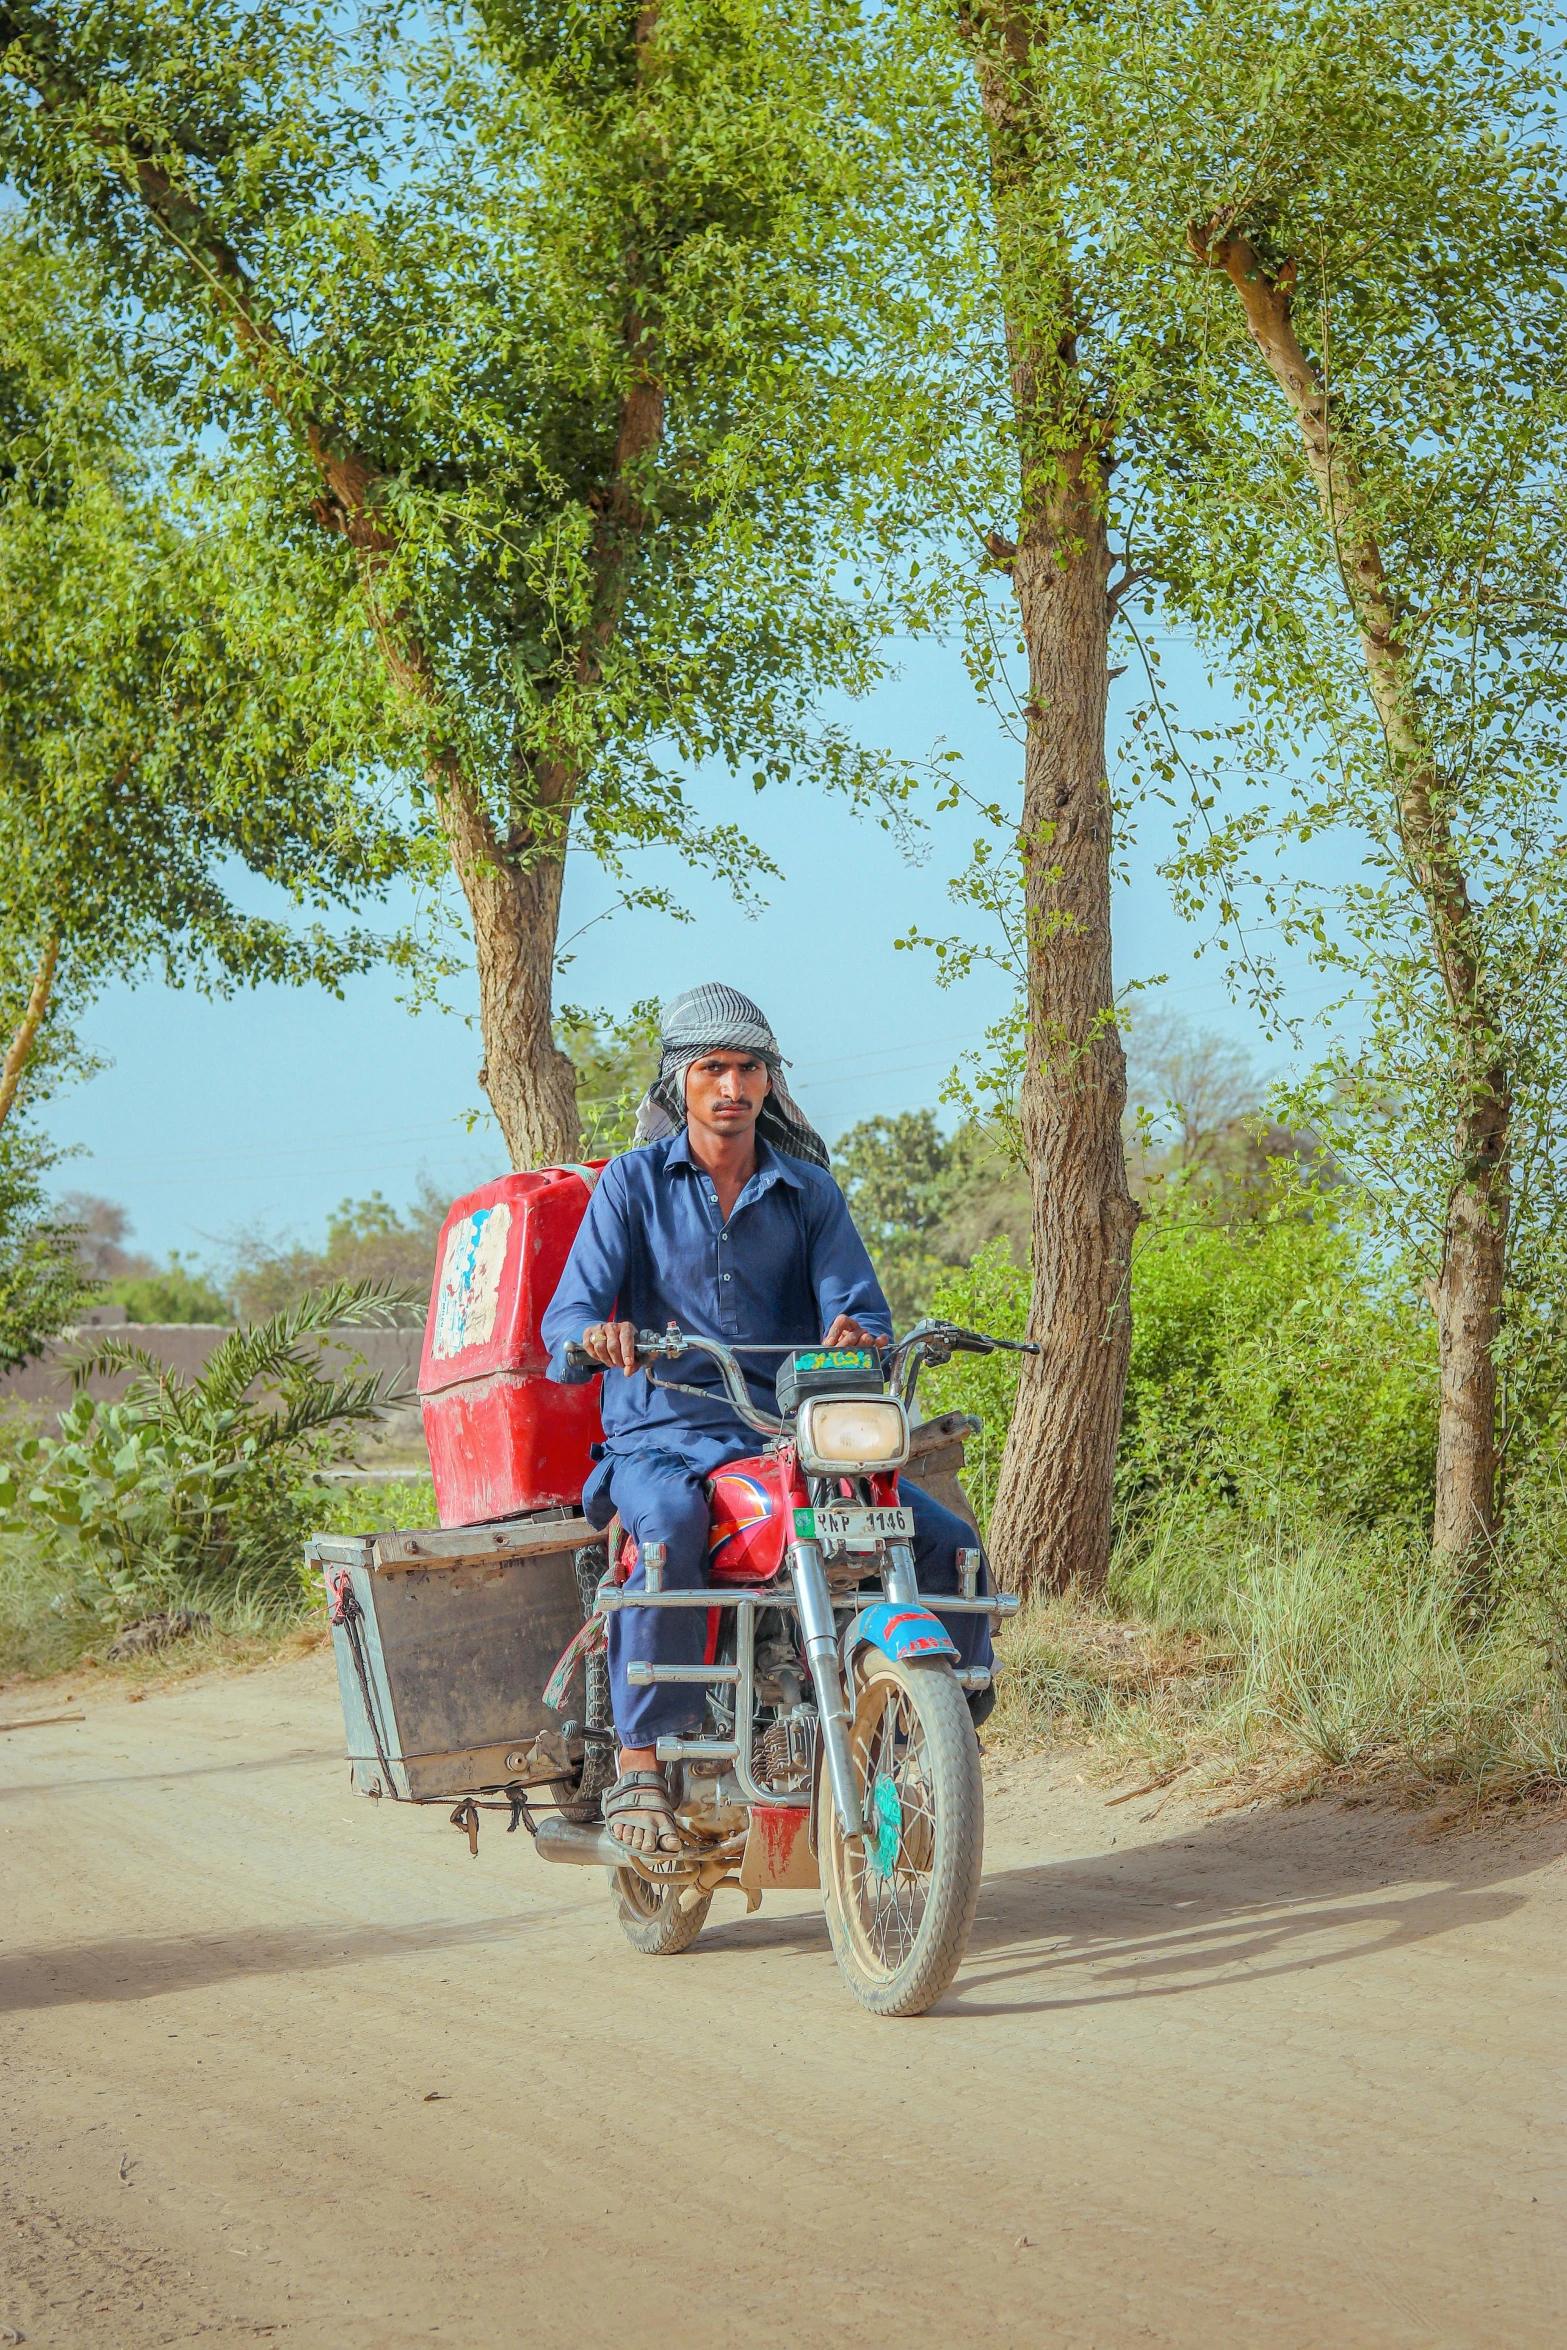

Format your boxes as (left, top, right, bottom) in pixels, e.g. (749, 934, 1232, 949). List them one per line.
(917, 1241, 1031, 1523)
(917, 1194, 1437, 1535)
(311, 1475, 439, 1539)
(107, 1252, 233, 1323)
(0, 1281, 415, 1625)
(1121, 1201, 1436, 1526)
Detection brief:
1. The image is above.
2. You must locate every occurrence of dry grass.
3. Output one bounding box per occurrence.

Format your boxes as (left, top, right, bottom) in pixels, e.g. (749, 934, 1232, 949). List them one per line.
(987, 1513, 1567, 1813)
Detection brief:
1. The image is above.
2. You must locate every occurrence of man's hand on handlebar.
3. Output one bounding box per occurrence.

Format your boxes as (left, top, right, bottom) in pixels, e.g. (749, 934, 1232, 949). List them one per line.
(822, 1315, 888, 1351)
(579, 1319, 640, 1374)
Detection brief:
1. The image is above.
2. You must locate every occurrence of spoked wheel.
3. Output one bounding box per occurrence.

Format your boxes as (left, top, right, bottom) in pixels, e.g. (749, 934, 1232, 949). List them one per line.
(819, 1652, 983, 2016)
(608, 1862, 712, 1956)
(559, 1544, 615, 1825)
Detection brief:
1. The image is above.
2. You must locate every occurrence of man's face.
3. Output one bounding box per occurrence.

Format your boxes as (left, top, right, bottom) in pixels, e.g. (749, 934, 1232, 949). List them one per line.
(684, 1050, 770, 1143)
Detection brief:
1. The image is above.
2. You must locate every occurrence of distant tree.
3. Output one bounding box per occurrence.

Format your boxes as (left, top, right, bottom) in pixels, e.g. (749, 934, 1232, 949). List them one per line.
(107, 1257, 233, 1325)
(53, 1192, 231, 1321)
(0, 1131, 92, 1367)
(1125, 1011, 1264, 1173)
(836, 1111, 956, 1328)
(558, 1001, 661, 1157)
(1120, 1008, 1331, 1212)
(228, 1186, 450, 1325)
(55, 1195, 150, 1284)
(834, 1110, 1030, 1328)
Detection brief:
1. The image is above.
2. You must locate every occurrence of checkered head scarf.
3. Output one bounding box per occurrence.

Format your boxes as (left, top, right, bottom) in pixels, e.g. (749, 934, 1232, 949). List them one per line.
(633, 982, 830, 1168)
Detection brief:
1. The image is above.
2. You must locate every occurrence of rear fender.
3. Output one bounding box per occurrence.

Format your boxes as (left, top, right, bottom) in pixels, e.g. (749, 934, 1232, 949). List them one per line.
(842, 1601, 958, 1669)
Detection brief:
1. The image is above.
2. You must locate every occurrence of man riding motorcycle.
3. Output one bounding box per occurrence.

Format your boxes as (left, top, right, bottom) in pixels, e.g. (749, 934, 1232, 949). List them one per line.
(541, 982, 994, 1862)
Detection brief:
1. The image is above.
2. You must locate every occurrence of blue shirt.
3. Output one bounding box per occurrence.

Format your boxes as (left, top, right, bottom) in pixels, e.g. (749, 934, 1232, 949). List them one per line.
(542, 1131, 892, 1458)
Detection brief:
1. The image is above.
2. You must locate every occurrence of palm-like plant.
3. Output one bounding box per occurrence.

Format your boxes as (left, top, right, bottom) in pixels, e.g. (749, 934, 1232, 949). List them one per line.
(1, 1281, 417, 1613)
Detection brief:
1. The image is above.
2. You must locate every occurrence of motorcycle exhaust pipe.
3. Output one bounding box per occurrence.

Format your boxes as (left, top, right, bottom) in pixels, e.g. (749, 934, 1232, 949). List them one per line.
(534, 1816, 637, 1868)
(533, 1815, 700, 1880)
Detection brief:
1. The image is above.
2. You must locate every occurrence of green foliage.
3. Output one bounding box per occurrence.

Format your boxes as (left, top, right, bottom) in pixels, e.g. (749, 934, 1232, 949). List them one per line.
(1120, 1202, 1437, 1527)
(0, 219, 421, 1121)
(0, 1125, 94, 1367)
(920, 1193, 1437, 1534)
(1092, 0, 1567, 1484)
(107, 1254, 233, 1324)
(311, 1474, 439, 1540)
(915, 1241, 1031, 1522)
(0, 0, 941, 946)
(558, 999, 661, 1156)
(0, 1281, 414, 1616)
(835, 1112, 1029, 1328)
(991, 1509, 1567, 1801)
(228, 1188, 446, 1323)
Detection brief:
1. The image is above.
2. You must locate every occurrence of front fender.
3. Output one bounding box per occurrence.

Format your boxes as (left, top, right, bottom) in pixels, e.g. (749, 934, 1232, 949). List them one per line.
(842, 1600, 958, 1668)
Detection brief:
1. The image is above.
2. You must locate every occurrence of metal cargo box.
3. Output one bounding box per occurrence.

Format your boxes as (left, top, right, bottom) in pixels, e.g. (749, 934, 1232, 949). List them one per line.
(309, 1514, 599, 1802)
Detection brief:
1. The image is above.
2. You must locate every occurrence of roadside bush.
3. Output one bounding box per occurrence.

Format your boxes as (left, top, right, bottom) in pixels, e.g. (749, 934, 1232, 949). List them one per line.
(917, 1240, 1030, 1522)
(920, 1193, 1437, 1534)
(0, 1281, 415, 1631)
(1120, 1201, 1435, 1526)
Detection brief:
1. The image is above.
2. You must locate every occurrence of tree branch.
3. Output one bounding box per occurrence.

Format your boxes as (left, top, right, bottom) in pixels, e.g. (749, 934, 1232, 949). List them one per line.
(0, 4, 503, 861)
(0, 930, 60, 1131)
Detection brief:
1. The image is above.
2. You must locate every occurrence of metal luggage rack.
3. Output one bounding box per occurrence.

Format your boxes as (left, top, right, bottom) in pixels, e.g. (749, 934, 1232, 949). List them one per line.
(600, 1559, 1020, 1808)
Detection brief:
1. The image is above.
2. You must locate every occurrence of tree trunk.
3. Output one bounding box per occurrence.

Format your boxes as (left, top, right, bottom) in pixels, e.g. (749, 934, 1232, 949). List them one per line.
(963, 6, 1140, 1595)
(0, 930, 59, 1132)
(443, 785, 580, 1167)
(991, 471, 1139, 1595)
(1191, 224, 1509, 1564)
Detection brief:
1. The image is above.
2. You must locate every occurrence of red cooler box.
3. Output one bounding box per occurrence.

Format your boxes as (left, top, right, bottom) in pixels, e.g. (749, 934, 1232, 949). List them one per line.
(418, 1164, 606, 1527)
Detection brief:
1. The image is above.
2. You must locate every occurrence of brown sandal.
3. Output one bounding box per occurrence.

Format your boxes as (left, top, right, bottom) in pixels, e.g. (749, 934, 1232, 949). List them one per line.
(604, 1767, 683, 1857)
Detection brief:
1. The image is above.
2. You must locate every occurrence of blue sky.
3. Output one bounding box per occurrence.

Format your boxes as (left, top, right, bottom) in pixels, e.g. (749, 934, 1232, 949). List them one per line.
(46, 628, 1334, 1266)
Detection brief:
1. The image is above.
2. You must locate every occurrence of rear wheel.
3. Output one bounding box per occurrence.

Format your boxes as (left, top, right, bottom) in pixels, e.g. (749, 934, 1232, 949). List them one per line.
(559, 1543, 615, 1824)
(608, 1865, 712, 1955)
(819, 1651, 983, 2017)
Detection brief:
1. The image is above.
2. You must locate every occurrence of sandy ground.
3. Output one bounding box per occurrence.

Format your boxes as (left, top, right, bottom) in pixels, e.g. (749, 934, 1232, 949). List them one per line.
(1, 1650, 1563, 2350)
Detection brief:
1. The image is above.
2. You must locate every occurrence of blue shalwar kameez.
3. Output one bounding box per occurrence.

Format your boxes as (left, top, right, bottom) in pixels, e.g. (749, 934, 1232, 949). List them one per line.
(541, 1130, 993, 1747)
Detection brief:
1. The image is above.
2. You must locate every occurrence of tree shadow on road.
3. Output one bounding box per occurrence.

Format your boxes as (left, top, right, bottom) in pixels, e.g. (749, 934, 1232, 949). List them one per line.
(0, 1912, 532, 2015)
(695, 1792, 1566, 2017)
(6, 1786, 1560, 2021)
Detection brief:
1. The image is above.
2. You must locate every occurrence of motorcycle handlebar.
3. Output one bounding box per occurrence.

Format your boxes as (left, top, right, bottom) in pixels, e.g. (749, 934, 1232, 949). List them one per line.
(567, 1319, 1037, 1428)
(889, 1318, 1040, 1409)
(563, 1327, 782, 1436)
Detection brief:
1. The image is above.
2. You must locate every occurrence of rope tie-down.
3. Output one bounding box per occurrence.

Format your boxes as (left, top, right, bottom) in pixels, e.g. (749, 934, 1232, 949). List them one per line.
(327, 1569, 401, 1800)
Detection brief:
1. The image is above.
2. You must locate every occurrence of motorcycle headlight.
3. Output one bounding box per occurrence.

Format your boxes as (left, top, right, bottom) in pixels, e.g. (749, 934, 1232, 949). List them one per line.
(796, 1394, 909, 1474)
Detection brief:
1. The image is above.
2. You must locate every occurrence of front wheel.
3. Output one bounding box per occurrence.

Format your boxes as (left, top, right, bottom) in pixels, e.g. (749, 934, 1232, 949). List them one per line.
(819, 1652, 984, 2017)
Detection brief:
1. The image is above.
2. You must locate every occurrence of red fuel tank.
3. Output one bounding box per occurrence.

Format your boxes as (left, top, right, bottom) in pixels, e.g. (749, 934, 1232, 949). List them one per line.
(418, 1164, 606, 1528)
(704, 1453, 795, 1584)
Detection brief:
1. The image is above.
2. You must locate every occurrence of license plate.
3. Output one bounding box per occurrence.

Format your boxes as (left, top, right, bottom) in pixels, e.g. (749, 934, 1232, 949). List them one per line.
(799, 1505, 915, 1551)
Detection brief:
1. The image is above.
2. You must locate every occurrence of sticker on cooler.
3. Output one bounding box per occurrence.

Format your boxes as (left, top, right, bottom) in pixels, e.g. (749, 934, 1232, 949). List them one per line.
(430, 1203, 513, 1359)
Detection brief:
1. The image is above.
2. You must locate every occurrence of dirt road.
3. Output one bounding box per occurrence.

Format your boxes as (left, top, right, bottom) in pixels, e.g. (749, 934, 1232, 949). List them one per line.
(2, 1650, 1563, 2348)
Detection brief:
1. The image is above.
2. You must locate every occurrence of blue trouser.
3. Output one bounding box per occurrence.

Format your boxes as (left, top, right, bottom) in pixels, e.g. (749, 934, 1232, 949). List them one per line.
(583, 1443, 994, 1748)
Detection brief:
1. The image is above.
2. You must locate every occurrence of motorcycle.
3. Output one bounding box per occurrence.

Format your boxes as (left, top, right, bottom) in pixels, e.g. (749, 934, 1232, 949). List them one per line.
(533, 1317, 1034, 2018)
